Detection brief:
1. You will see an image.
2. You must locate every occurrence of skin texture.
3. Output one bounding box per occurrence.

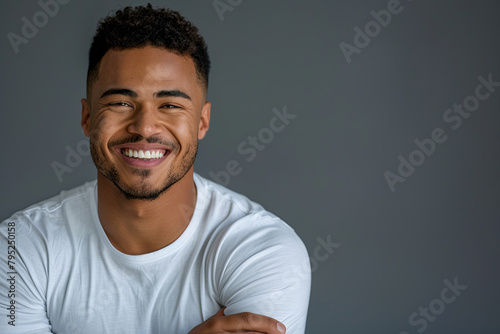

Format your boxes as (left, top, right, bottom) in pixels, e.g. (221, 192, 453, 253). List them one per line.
(80, 46, 286, 333)
(189, 308, 286, 334)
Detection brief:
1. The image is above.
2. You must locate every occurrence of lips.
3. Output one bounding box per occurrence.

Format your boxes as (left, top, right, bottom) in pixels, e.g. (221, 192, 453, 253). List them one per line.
(114, 143, 172, 168)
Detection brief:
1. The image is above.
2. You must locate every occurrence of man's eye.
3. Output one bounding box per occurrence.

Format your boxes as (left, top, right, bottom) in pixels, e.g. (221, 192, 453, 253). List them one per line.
(161, 104, 179, 109)
(109, 102, 132, 107)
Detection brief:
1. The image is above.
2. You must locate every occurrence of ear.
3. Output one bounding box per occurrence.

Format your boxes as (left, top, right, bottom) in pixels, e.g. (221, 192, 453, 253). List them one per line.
(198, 101, 211, 140)
(81, 98, 91, 137)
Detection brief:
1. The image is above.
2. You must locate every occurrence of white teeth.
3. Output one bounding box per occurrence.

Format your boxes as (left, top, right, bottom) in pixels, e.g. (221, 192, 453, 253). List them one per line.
(122, 149, 166, 160)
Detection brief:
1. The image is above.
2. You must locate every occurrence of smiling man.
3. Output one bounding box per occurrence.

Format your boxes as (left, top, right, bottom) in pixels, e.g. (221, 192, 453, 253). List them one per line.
(0, 4, 310, 334)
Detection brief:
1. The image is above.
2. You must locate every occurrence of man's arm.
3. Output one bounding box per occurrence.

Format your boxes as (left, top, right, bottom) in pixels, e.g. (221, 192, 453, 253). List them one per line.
(208, 217, 312, 333)
(0, 216, 53, 333)
(189, 308, 287, 334)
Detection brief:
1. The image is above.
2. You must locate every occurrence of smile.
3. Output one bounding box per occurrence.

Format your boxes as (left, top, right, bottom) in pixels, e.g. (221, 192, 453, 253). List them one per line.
(121, 148, 166, 160)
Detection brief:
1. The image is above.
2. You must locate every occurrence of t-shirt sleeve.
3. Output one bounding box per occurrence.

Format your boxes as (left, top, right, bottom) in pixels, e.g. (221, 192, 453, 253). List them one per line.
(212, 217, 311, 334)
(0, 213, 53, 333)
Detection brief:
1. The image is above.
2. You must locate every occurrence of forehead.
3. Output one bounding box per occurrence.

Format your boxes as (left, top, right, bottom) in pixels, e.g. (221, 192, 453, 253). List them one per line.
(94, 46, 200, 95)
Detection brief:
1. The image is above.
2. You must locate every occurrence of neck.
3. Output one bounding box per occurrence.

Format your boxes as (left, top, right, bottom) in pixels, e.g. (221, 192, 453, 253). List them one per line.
(96, 169, 197, 255)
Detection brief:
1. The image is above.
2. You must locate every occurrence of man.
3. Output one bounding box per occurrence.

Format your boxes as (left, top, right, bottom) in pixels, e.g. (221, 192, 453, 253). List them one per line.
(0, 4, 310, 333)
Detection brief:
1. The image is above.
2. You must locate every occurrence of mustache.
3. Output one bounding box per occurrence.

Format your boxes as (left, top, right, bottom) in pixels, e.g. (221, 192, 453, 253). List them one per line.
(108, 135, 178, 151)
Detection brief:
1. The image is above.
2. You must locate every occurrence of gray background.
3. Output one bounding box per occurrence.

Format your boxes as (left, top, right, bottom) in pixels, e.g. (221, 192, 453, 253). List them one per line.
(1, 0, 499, 333)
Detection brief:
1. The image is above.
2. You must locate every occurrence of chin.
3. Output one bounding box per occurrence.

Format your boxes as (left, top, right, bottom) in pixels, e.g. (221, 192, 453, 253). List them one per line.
(120, 188, 166, 201)
(115, 171, 185, 201)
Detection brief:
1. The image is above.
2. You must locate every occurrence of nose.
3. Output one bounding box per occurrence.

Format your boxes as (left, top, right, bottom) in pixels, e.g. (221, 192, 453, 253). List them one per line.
(127, 105, 162, 138)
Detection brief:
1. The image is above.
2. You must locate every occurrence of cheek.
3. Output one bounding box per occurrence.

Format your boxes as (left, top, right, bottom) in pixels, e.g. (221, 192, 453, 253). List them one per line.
(89, 126, 116, 158)
(89, 125, 109, 147)
(90, 114, 124, 142)
(94, 112, 120, 129)
(89, 130, 108, 159)
(168, 116, 199, 141)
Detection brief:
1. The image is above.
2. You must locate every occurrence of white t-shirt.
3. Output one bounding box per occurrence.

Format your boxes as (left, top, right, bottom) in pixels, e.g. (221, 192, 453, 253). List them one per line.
(0, 173, 311, 333)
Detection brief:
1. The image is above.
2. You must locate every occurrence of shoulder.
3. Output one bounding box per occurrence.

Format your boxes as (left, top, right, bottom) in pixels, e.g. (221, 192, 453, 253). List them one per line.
(194, 173, 282, 223)
(195, 172, 304, 243)
(194, 173, 309, 277)
(1, 180, 97, 242)
(0, 180, 97, 296)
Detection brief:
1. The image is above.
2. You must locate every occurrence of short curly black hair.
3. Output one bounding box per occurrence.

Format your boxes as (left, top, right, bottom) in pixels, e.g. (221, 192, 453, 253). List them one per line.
(87, 4, 210, 95)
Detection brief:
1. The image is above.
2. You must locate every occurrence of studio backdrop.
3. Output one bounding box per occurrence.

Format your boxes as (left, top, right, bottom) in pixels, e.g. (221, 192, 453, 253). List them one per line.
(1, 0, 499, 333)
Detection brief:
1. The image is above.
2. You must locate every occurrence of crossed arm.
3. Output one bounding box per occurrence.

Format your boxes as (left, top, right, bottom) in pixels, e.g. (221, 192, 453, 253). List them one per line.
(194, 219, 311, 333)
(189, 308, 286, 333)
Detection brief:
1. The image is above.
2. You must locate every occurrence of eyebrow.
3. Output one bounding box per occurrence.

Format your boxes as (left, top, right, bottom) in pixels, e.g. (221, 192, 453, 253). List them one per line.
(100, 88, 137, 99)
(100, 88, 191, 101)
(155, 90, 191, 101)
